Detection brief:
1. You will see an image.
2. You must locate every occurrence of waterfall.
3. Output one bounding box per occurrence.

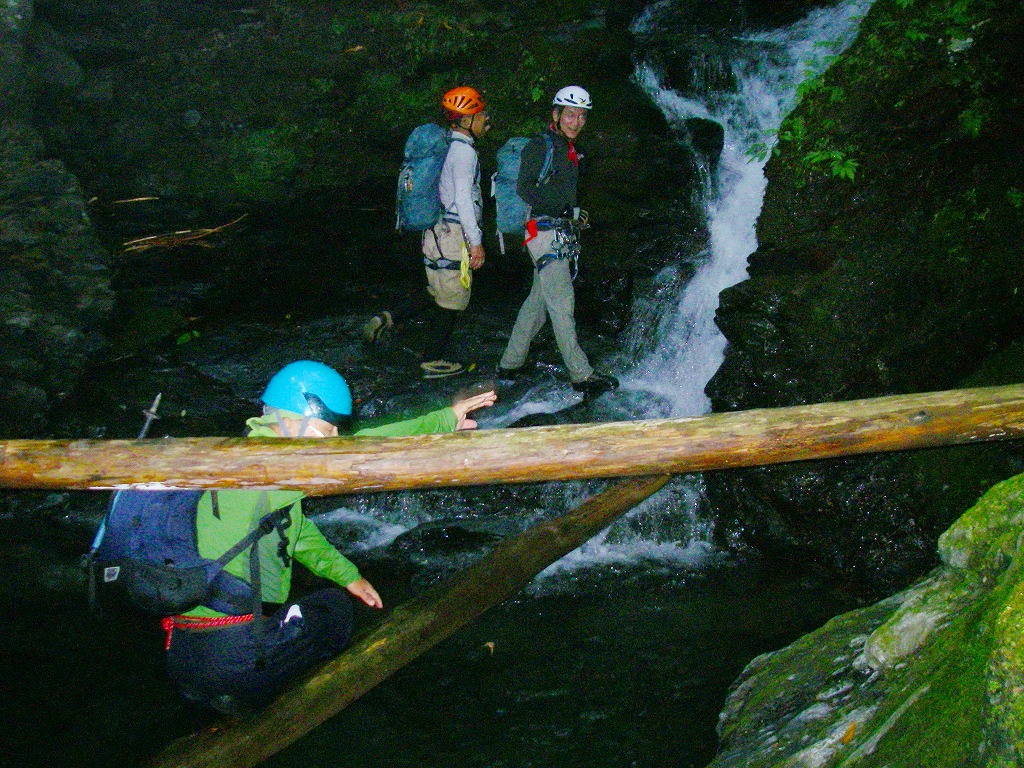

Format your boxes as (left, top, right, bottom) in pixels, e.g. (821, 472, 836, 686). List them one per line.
(624, 0, 875, 419)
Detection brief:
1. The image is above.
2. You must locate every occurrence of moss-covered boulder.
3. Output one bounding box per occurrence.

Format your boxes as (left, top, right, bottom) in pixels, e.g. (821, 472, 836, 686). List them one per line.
(710, 471, 1024, 767)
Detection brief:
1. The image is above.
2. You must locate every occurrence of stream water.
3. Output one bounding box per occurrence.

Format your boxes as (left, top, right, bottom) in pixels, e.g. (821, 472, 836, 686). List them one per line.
(1, 2, 877, 767)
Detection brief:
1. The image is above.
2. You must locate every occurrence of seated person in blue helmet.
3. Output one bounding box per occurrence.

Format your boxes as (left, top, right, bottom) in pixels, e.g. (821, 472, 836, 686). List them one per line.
(164, 360, 497, 715)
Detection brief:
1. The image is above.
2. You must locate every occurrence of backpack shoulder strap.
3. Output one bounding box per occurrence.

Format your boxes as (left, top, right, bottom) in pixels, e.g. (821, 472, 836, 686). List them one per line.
(537, 132, 555, 186)
(211, 491, 290, 570)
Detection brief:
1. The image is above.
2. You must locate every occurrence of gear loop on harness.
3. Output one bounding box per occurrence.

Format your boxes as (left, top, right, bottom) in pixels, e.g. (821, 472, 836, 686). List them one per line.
(532, 217, 582, 281)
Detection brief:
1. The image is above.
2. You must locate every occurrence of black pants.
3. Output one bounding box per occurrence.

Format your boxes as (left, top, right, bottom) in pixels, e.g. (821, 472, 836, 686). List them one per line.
(388, 299, 462, 361)
(165, 588, 353, 713)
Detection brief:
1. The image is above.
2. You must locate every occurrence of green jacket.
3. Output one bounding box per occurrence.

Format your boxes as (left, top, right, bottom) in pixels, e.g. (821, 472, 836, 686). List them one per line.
(183, 406, 459, 618)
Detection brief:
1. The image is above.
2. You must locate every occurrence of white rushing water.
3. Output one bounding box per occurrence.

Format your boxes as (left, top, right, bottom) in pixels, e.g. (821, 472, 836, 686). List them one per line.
(623, 0, 875, 419)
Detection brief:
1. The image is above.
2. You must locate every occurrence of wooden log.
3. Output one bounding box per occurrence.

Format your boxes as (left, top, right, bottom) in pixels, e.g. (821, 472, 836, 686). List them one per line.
(2, 385, 1024, 494)
(149, 474, 671, 768)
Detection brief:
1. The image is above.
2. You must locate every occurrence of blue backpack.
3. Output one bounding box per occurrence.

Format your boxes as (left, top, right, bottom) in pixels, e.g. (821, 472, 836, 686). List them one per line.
(395, 123, 452, 232)
(88, 489, 290, 617)
(491, 133, 554, 252)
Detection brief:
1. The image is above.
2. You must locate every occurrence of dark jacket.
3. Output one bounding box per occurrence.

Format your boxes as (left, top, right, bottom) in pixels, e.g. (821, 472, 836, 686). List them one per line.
(517, 127, 580, 219)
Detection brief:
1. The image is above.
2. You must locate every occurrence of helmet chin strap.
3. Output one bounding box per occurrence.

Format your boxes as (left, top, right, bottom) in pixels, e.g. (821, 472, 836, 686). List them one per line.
(273, 412, 313, 437)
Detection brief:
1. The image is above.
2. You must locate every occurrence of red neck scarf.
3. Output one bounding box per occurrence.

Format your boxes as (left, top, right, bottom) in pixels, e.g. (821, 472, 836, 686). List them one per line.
(550, 124, 579, 167)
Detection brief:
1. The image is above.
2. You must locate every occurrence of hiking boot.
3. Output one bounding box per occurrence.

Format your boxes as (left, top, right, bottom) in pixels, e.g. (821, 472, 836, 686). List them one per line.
(421, 359, 465, 379)
(494, 363, 524, 387)
(572, 371, 619, 397)
(362, 311, 393, 343)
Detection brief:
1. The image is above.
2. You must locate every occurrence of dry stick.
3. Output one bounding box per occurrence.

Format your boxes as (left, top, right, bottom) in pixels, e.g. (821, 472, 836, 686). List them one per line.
(2, 385, 1024, 495)
(149, 474, 671, 768)
(120, 214, 248, 253)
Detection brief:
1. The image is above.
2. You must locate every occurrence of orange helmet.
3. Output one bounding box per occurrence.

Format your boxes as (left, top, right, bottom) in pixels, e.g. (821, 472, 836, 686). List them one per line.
(442, 86, 486, 116)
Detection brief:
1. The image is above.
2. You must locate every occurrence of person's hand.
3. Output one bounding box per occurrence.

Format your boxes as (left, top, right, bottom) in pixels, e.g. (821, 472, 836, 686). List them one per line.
(451, 390, 497, 430)
(469, 244, 485, 270)
(346, 577, 383, 609)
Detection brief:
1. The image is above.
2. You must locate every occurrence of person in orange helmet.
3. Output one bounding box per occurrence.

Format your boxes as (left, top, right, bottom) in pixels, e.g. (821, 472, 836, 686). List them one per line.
(418, 86, 491, 379)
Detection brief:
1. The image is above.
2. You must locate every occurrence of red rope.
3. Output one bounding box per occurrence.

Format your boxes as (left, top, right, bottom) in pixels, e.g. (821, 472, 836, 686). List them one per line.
(161, 613, 254, 650)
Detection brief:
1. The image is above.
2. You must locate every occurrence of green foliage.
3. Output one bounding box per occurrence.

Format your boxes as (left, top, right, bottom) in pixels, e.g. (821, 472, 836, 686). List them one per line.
(396, 8, 480, 62)
(803, 148, 859, 180)
(745, 139, 772, 163)
(310, 77, 334, 97)
(958, 104, 986, 137)
(750, 109, 858, 184)
(1007, 188, 1024, 209)
(327, 16, 349, 36)
(779, 115, 807, 145)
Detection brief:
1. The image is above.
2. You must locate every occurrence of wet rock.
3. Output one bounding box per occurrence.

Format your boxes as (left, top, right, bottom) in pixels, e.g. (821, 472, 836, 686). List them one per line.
(710, 472, 1024, 767)
(0, 81, 113, 436)
(704, 0, 1024, 590)
(684, 117, 724, 164)
(389, 522, 503, 561)
(25, 20, 83, 90)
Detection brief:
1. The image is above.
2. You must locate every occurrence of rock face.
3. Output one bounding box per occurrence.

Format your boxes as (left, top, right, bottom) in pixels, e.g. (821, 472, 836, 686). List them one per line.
(709, 471, 1024, 767)
(704, 0, 1024, 592)
(1, 0, 113, 438)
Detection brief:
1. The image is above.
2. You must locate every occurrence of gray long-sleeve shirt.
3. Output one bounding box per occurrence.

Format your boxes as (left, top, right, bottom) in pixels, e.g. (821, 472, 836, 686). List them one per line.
(439, 132, 483, 246)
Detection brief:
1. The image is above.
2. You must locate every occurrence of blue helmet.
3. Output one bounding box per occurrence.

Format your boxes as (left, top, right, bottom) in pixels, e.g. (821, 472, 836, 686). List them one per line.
(261, 361, 353, 425)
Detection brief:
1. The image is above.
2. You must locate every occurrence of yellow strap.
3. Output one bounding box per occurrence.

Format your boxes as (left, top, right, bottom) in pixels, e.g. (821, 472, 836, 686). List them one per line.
(460, 242, 472, 289)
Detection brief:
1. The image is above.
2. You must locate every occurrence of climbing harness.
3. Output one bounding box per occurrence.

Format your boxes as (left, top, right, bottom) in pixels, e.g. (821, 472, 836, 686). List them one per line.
(423, 256, 463, 270)
(423, 222, 473, 290)
(531, 216, 584, 280)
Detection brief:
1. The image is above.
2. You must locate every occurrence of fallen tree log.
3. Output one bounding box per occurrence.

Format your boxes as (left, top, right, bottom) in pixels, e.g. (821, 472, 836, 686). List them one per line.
(149, 474, 671, 768)
(2, 385, 1024, 494)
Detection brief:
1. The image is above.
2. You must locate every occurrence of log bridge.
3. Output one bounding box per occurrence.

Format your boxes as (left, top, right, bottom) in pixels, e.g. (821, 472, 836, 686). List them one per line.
(3, 384, 1024, 767)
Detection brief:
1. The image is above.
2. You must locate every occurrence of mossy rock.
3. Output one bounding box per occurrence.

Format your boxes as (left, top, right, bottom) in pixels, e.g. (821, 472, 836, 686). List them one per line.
(710, 473, 1024, 767)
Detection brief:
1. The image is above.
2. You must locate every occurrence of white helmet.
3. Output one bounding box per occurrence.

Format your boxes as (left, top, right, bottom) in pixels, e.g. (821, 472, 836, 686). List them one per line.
(552, 85, 592, 110)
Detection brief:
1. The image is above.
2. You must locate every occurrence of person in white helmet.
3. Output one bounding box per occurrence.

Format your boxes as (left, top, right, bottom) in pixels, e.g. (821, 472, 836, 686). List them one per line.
(496, 86, 619, 397)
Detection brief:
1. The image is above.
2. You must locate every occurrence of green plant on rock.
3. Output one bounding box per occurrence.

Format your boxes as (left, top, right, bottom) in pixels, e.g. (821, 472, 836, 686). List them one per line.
(958, 103, 986, 138)
(802, 147, 860, 181)
(310, 77, 335, 97)
(778, 115, 808, 146)
(327, 16, 348, 36)
(397, 7, 479, 64)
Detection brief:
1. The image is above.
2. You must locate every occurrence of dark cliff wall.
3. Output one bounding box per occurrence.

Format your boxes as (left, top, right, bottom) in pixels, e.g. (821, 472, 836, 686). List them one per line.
(705, 0, 1024, 592)
(1, 0, 113, 438)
